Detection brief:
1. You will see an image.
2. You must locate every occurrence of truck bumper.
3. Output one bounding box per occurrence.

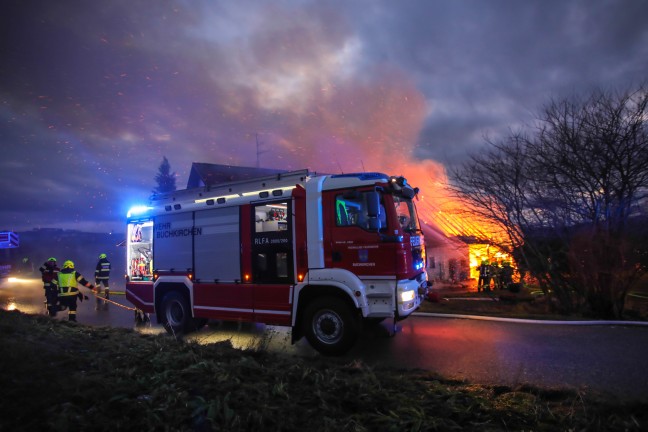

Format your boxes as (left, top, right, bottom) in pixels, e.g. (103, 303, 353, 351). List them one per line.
(396, 278, 422, 319)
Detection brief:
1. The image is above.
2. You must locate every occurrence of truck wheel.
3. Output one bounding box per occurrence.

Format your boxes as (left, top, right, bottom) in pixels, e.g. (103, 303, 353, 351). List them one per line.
(160, 291, 192, 335)
(303, 297, 359, 356)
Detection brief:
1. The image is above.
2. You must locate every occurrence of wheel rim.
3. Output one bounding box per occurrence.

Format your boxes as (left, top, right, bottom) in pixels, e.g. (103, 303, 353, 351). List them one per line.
(166, 300, 185, 327)
(313, 310, 343, 344)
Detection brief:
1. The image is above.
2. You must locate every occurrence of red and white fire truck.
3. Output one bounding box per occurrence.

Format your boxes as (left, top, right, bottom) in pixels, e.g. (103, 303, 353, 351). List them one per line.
(125, 170, 428, 355)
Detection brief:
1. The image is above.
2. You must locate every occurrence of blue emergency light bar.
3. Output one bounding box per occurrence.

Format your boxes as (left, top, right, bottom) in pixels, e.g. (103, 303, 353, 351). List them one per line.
(127, 206, 153, 219)
(330, 172, 388, 181)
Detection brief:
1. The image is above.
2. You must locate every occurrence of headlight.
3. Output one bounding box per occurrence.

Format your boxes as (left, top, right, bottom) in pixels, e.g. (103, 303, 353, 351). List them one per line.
(400, 290, 416, 303)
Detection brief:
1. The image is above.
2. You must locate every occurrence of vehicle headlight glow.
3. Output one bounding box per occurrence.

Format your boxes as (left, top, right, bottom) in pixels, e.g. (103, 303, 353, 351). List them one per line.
(400, 290, 416, 303)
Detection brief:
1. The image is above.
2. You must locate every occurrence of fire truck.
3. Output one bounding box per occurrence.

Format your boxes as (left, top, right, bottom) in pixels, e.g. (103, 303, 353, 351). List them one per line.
(125, 170, 428, 355)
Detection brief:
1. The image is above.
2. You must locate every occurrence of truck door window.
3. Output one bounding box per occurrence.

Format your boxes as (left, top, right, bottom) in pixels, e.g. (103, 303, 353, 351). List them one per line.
(335, 192, 386, 231)
(255, 203, 288, 232)
(394, 196, 420, 233)
(251, 201, 293, 283)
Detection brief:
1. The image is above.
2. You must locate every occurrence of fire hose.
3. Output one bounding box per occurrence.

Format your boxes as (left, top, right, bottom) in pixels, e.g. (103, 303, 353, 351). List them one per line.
(93, 292, 136, 310)
(90, 288, 150, 324)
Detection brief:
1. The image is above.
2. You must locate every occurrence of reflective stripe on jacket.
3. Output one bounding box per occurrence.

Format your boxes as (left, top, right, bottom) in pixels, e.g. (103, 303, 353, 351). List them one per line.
(57, 272, 79, 297)
(95, 259, 111, 280)
(55, 270, 91, 296)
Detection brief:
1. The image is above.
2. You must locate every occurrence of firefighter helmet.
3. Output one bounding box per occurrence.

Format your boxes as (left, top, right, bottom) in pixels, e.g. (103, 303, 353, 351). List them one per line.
(99, 253, 107, 259)
(63, 260, 75, 269)
(47, 257, 57, 262)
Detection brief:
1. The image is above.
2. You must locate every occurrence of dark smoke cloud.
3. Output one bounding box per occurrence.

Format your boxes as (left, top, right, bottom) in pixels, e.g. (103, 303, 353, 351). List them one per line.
(1, 0, 646, 232)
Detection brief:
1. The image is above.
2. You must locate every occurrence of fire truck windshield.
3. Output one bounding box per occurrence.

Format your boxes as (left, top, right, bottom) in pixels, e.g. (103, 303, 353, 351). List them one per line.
(394, 196, 421, 233)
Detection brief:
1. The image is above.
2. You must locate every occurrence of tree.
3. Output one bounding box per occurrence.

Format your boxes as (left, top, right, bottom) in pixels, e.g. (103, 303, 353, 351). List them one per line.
(450, 85, 648, 318)
(153, 156, 177, 194)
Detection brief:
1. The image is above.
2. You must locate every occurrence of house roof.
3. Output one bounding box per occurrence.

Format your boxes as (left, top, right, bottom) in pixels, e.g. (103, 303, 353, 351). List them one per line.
(187, 163, 287, 188)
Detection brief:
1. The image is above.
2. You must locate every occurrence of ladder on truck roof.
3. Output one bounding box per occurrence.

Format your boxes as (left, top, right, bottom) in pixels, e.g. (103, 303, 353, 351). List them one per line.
(150, 169, 314, 206)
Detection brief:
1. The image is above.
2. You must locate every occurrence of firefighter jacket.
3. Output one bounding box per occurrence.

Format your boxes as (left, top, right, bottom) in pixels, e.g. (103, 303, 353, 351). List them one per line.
(39, 264, 60, 289)
(53, 268, 93, 297)
(95, 258, 111, 281)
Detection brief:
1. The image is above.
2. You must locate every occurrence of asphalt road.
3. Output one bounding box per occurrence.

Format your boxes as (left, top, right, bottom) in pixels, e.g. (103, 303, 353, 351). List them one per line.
(2, 276, 648, 400)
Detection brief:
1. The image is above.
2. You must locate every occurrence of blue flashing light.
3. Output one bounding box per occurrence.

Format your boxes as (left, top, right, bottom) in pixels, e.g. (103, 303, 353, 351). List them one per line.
(330, 172, 388, 181)
(127, 205, 152, 218)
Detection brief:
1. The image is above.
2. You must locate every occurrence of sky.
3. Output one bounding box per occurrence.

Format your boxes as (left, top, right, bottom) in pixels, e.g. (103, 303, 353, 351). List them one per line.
(1, 0, 647, 234)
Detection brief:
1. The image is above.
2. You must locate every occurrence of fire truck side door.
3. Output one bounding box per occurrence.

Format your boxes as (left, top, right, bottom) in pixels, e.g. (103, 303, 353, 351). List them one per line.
(323, 189, 396, 275)
(250, 200, 293, 325)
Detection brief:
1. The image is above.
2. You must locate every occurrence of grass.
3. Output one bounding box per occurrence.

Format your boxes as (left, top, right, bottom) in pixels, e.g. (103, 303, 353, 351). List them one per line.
(1, 309, 647, 431)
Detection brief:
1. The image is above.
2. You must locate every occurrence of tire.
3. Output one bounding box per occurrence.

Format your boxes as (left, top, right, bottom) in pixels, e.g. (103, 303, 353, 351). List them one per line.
(160, 291, 192, 335)
(303, 296, 359, 356)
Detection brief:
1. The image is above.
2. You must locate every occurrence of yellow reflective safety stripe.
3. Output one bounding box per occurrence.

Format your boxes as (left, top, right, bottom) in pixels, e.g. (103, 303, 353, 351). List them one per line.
(58, 286, 79, 297)
(58, 272, 79, 296)
(58, 272, 77, 288)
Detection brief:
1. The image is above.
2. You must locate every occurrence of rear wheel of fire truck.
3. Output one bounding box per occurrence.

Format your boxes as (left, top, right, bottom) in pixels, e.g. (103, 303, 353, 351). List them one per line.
(160, 291, 202, 335)
(303, 296, 359, 356)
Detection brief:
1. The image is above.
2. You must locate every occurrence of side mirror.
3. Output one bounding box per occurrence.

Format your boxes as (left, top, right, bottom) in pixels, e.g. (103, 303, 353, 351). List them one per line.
(366, 191, 382, 231)
(366, 191, 380, 217)
(402, 187, 415, 199)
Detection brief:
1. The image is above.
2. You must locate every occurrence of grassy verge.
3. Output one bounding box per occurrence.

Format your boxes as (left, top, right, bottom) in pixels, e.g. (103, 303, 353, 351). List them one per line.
(1, 309, 647, 431)
(419, 286, 648, 321)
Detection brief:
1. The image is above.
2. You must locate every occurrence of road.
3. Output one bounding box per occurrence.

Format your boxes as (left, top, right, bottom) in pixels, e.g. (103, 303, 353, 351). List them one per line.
(2, 276, 648, 400)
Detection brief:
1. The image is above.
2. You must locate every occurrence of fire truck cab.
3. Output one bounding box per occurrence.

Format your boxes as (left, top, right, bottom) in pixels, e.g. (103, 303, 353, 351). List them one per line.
(126, 170, 428, 355)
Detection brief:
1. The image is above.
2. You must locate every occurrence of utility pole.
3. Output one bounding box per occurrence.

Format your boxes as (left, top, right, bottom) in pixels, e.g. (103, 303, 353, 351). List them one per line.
(255, 132, 268, 168)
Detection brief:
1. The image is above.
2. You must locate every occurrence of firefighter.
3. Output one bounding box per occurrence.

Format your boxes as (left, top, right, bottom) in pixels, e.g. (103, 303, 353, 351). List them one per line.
(490, 261, 501, 291)
(52, 260, 96, 322)
(477, 259, 489, 292)
(501, 261, 514, 290)
(38, 257, 60, 316)
(95, 253, 111, 309)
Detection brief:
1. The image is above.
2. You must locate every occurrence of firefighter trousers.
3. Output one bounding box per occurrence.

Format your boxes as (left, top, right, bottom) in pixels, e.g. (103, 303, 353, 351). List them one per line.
(44, 286, 59, 317)
(59, 294, 79, 321)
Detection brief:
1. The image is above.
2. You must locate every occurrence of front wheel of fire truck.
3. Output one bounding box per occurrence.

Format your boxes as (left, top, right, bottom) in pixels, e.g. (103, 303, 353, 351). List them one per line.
(303, 296, 359, 356)
(160, 291, 204, 335)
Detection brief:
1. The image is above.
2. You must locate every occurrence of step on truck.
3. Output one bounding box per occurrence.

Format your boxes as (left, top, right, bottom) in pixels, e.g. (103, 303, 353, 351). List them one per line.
(125, 170, 428, 355)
